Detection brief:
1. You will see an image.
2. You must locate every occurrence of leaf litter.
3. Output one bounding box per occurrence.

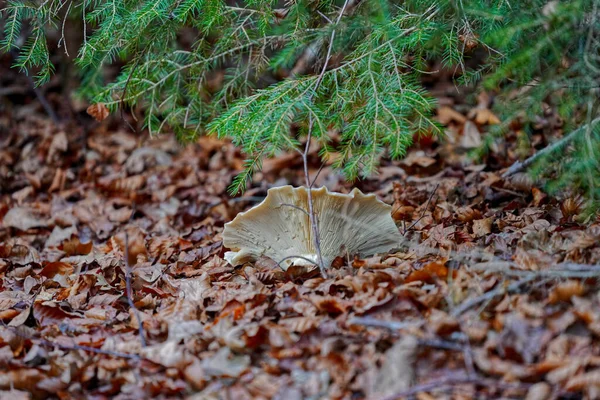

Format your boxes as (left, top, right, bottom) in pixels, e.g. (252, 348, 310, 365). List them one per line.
(1, 91, 600, 400)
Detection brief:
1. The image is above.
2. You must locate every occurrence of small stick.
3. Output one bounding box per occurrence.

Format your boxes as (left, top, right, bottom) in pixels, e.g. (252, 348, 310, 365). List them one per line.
(348, 316, 425, 331)
(42, 339, 141, 360)
(0, 323, 140, 360)
(309, 161, 327, 189)
(302, 0, 352, 279)
(378, 373, 530, 400)
(403, 183, 439, 235)
(277, 255, 321, 270)
(277, 203, 310, 216)
(124, 232, 147, 347)
(502, 116, 600, 178)
(9, 49, 60, 124)
(450, 275, 538, 317)
(470, 261, 600, 278)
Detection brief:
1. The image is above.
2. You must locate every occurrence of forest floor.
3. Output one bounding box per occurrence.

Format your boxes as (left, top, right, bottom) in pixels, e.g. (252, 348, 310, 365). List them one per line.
(1, 70, 600, 400)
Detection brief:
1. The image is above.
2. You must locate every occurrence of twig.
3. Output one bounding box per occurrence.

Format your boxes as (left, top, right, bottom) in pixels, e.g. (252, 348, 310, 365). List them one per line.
(302, 0, 351, 279)
(402, 183, 439, 235)
(309, 161, 326, 189)
(9, 49, 60, 124)
(348, 316, 425, 331)
(276, 203, 310, 216)
(471, 261, 600, 279)
(0, 323, 140, 360)
(378, 373, 530, 400)
(41, 339, 141, 360)
(124, 232, 147, 347)
(277, 255, 321, 270)
(450, 275, 538, 317)
(502, 116, 600, 178)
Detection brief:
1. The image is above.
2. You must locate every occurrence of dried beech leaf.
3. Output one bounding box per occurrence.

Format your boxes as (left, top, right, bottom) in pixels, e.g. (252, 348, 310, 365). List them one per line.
(86, 103, 109, 121)
(371, 335, 418, 397)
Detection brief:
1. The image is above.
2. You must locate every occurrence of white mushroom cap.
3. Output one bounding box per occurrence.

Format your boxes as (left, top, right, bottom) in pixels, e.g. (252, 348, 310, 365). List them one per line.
(223, 185, 402, 270)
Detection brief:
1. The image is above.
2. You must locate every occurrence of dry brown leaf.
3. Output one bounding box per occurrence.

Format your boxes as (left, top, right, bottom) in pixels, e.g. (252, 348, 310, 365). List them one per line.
(548, 281, 586, 304)
(401, 151, 437, 168)
(202, 347, 250, 378)
(437, 106, 467, 125)
(370, 335, 418, 397)
(565, 369, 600, 391)
(86, 103, 109, 121)
(2, 207, 48, 231)
(405, 259, 450, 283)
(461, 121, 482, 149)
(472, 217, 493, 237)
(525, 382, 552, 400)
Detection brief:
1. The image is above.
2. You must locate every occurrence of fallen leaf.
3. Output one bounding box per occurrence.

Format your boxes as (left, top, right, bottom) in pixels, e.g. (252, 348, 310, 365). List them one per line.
(371, 335, 418, 397)
(202, 347, 250, 378)
(87, 103, 109, 121)
(473, 217, 494, 237)
(2, 207, 48, 231)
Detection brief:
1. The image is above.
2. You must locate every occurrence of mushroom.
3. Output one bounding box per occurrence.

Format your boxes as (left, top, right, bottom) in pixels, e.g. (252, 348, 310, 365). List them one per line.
(223, 185, 402, 270)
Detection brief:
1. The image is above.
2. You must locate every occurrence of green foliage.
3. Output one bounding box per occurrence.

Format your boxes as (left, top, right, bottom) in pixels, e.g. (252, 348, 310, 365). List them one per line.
(1, 0, 599, 207)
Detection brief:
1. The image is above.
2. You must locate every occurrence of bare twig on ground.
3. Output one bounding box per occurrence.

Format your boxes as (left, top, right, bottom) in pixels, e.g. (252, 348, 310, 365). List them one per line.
(277, 255, 321, 270)
(402, 183, 439, 235)
(471, 261, 600, 279)
(348, 316, 425, 330)
(502, 116, 600, 178)
(124, 232, 147, 347)
(450, 275, 539, 317)
(378, 373, 530, 400)
(1, 323, 140, 360)
(42, 339, 141, 360)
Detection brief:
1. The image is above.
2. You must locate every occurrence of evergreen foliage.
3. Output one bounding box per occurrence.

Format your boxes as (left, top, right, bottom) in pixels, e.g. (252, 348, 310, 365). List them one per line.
(1, 0, 599, 206)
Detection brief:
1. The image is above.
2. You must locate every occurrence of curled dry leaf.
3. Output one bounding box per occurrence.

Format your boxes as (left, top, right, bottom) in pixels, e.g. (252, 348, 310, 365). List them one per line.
(86, 103, 109, 121)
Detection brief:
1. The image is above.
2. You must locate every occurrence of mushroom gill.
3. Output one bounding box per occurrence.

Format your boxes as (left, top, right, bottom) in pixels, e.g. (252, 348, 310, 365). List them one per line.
(223, 185, 402, 270)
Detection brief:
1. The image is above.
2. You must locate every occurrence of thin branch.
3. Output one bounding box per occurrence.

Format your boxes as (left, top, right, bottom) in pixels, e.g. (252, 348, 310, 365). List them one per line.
(276, 203, 310, 216)
(471, 261, 600, 279)
(124, 232, 147, 347)
(402, 183, 439, 235)
(42, 339, 141, 360)
(378, 373, 530, 400)
(27, 75, 59, 124)
(13, 48, 59, 123)
(502, 116, 600, 178)
(0, 323, 140, 360)
(347, 316, 425, 330)
(450, 275, 538, 317)
(277, 255, 321, 270)
(309, 161, 326, 189)
(302, 0, 352, 279)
